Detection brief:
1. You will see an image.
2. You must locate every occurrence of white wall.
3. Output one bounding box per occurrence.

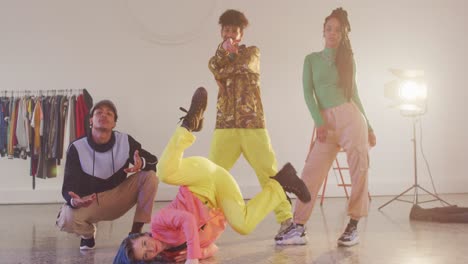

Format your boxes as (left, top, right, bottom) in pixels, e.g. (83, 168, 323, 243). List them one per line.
(1, 0, 467, 204)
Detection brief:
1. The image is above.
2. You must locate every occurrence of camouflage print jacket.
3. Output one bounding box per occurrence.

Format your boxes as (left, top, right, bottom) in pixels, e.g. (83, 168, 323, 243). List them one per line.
(208, 43, 265, 129)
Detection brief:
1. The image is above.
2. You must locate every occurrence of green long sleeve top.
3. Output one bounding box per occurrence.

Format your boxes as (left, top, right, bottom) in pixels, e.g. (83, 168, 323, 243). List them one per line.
(303, 48, 372, 131)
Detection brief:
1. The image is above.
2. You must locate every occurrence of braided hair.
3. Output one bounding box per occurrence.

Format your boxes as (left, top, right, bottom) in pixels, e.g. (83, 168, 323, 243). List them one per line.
(324, 7, 354, 100)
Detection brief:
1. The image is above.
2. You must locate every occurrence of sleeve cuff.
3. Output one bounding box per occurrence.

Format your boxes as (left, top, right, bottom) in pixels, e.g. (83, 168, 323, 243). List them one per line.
(70, 198, 77, 208)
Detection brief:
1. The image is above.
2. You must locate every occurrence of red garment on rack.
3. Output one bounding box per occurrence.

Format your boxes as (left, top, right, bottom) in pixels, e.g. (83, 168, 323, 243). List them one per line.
(75, 94, 88, 138)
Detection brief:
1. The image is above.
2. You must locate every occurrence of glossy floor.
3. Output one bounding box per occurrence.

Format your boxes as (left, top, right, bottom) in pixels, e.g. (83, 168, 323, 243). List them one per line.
(1, 194, 467, 264)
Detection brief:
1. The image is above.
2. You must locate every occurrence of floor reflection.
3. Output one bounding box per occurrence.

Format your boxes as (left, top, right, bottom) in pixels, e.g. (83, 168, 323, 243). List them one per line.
(0, 194, 467, 263)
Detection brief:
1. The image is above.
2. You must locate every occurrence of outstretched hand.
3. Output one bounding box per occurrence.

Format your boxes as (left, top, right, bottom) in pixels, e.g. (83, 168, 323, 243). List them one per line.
(68, 191, 96, 208)
(124, 150, 142, 173)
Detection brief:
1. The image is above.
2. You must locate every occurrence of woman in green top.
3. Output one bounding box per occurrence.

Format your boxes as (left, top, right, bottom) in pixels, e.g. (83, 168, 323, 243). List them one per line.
(275, 7, 376, 247)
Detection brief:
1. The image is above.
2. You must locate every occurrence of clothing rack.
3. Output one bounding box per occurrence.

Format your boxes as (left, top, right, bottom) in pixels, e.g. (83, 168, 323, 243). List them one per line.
(0, 88, 93, 190)
(0, 89, 84, 97)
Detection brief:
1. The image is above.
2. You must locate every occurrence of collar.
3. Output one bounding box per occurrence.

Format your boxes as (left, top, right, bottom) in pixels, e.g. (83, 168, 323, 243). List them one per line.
(86, 131, 115, 153)
(322, 47, 337, 58)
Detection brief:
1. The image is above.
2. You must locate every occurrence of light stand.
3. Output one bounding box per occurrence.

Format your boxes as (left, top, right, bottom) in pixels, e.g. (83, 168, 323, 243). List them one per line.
(378, 116, 451, 210)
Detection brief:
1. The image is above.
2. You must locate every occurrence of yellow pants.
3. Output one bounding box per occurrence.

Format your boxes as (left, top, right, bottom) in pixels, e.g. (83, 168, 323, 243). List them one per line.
(157, 127, 287, 235)
(209, 128, 292, 223)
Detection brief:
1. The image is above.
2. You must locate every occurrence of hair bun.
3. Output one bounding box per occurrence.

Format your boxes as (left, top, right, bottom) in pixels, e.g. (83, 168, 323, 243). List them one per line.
(331, 7, 350, 32)
(332, 7, 347, 17)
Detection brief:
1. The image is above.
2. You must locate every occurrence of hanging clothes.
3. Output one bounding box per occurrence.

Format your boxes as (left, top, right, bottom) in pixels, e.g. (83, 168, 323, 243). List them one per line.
(0, 97, 8, 157)
(74, 89, 93, 139)
(0, 89, 93, 189)
(15, 97, 30, 159)
(57, 96, 69, 165)
(68, 95, 76, 143)
(7, 98, 18, 158)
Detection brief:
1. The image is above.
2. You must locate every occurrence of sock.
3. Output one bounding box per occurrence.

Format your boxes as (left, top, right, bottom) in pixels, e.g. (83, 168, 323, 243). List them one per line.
(349, 218, 358, 227)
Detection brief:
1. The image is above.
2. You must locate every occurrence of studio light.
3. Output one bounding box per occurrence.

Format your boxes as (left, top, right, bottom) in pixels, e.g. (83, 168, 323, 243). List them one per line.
(379, 69, 450, 210)
(384, 69, 427, 116)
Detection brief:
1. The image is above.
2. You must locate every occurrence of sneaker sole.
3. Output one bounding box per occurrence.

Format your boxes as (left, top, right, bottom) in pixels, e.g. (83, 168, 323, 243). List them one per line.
(275, 236, 308, 245)
(276, 163, 311, 203)
(192, 87, 208, 112)
(79, 245, 95, 250)
(80, 226, 96, 250)
(337, 237, 359, 247)
(188, 87, 208, 132)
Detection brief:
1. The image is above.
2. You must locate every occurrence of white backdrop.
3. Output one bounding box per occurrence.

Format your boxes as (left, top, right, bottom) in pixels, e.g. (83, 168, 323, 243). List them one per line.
(1, 0, 467, 204)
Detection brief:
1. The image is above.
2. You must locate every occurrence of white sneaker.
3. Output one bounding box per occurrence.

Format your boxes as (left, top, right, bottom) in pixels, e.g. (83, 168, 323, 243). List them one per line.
(79, 237, 95, 250)
(80, 224, 97, 250)
(337, 224, 359, 247)
(275, 223, 308, 245)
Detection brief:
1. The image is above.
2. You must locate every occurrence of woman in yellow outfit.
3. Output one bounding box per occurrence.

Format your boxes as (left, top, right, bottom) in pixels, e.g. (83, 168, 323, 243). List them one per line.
(162, 87, 311, 235)
(113, 87, 310, 264)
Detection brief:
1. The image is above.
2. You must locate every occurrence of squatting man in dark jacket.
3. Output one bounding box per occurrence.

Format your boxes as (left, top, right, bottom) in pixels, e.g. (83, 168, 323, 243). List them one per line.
(56, 99, 158, 250)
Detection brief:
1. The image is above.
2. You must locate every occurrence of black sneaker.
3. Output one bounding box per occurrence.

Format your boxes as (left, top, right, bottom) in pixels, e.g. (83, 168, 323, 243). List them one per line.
(337, 223, 359, 247)
(179, 87, 208, 132)
(271, 163, 311, 203)
(80, 237, 95, 250)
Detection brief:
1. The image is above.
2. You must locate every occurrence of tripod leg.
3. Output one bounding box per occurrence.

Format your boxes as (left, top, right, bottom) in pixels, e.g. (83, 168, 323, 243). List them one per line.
(416, 185, 451, 206)
(378, 185, 416, 210)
